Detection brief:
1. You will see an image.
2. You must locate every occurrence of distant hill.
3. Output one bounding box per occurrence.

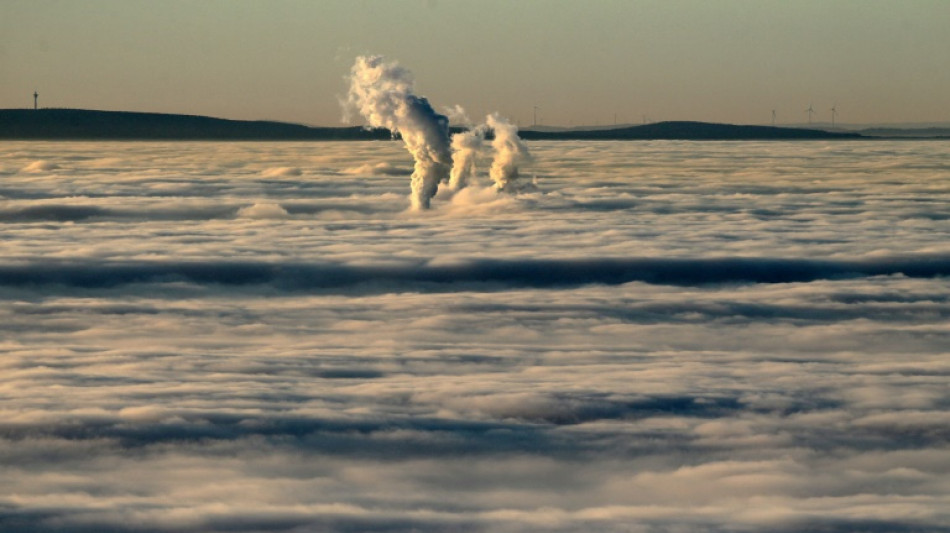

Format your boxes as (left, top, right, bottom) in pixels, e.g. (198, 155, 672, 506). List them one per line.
(519, 121, 863, 140)
(857, 127, 950, 138)
(0, 108, 868, 141)
(0, 109, 391, 140)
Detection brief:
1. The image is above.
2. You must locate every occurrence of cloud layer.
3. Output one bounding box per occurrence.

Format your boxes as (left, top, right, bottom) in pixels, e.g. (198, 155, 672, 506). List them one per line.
(1, 139, 948, 532)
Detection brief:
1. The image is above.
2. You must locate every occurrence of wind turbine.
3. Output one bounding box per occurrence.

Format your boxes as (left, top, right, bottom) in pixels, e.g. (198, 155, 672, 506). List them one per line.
(805, 104, 816, 125)
(533, 105, 539, 127)
(771, 109, 776, 127)
(830, 104, 838, 128)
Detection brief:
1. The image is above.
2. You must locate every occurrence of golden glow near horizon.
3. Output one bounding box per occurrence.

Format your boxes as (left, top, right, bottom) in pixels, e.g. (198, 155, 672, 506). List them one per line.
(2, 0, 948, 126)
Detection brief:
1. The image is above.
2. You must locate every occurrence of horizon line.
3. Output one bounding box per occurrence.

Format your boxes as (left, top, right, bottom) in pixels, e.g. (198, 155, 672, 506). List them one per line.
(5, 107, 950, 132)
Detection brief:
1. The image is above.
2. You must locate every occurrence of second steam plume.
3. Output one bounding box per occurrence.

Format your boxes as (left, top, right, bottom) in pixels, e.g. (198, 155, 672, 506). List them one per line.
(344, 55, 531, 209)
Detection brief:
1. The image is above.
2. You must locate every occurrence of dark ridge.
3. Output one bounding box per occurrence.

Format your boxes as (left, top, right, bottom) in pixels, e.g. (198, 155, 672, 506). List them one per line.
(1, 109, 865, 141)
(858, 126, 950, 138)
(0, 254, 946, 292)
(519, 120, 863, 140)
(0, 108, 392, 140)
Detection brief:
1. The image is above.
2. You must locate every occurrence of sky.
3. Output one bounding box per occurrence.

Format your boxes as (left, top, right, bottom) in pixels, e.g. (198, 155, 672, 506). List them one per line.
(2, 0, 950, 127)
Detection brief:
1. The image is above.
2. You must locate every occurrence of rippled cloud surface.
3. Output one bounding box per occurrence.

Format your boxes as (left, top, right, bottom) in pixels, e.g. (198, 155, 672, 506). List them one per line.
(1, 140, 949, 532)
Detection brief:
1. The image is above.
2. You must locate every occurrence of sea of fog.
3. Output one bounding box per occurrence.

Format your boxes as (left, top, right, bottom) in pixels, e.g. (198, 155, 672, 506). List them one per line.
(1, 140, 948, 532)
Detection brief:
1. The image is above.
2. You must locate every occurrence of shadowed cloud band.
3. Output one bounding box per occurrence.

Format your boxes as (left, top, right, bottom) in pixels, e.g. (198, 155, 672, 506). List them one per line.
(1, 254, 947, 292)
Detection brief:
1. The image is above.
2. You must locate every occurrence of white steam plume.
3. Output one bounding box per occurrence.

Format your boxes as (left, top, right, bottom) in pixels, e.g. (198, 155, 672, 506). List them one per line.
(487, 113, 531, 193)
(344, 55, 452, 210)
(443, 104, 471, 127)
(448, 125, 486, 191)
(343, 55, 533, 206)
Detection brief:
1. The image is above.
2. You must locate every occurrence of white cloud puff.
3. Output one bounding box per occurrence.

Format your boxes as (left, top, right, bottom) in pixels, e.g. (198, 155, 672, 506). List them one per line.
(261, 166, 302, 177)
(20, 160, 59, 172)
(236, 202, 290, 219)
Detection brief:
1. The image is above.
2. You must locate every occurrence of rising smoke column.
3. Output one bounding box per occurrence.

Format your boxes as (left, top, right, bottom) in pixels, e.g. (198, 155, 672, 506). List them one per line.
(344, 55, 452, 210)
(448, 125, 486, 191)
(486, 113, 531, 193)
(344, 55, 533, 205)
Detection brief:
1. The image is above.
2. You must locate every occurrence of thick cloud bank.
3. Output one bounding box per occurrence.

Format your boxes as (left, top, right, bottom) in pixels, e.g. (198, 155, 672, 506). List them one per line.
(1, 140, 948, 532)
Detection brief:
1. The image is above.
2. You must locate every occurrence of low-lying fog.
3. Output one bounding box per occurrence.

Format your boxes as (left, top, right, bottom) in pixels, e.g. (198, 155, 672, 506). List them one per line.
(1, 139, 948, 532)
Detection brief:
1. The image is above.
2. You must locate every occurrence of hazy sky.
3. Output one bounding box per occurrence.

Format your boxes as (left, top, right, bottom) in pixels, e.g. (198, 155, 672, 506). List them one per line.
(3, 0, 949, 126)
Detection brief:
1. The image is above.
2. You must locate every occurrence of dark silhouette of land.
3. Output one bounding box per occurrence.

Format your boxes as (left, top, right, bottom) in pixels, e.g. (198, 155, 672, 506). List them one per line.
(0, 108, 874, 141)
(856, 127, 950, 138)
(519, 121, 862, 140)
(0, 109, 391, 140)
